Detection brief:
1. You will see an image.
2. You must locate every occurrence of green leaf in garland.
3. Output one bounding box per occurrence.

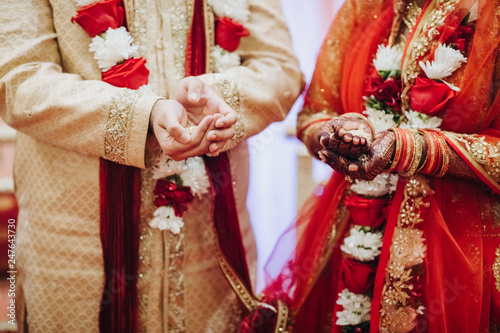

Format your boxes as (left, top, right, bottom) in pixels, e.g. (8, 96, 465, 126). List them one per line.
(460, 12, 471, 26)
(378, 69, 401, 80)
(166, 173, 184, 187)
(363, 96, 402, 124)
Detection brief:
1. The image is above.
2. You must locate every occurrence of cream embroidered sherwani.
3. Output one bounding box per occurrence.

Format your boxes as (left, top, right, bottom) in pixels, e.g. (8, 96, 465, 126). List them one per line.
(0, 0, 304, 331)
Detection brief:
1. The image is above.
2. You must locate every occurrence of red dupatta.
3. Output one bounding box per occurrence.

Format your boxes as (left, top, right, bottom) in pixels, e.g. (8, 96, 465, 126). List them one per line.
(265, 0, 500, 332)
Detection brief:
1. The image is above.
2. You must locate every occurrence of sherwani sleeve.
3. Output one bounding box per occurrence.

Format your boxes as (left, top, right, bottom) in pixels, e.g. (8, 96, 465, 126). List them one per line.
(199, 0, 305, 150)
(0, 0, 162, 169)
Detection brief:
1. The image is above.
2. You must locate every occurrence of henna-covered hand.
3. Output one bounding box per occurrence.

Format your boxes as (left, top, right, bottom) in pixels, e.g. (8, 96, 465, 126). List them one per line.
(317, 113, 374, 160)
(319, 130, 396, 181)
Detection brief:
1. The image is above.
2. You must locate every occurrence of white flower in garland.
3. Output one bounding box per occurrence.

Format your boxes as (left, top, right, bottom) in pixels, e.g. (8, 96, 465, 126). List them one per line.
(419, 43, 467, 91)
(74, 0, 95, 6)
(336, 289, 371, 326)
(373, 44, 403, 72)
(180, 157, 210, 198)
(152, 155, 185, 180)
(351, 173, 398, 198)
(208, 0, 250, 22)
(212, 45, 242, 73)
(364, 107, 398, 133)
(149, 206, 185, 234)
(341, 227, 383, 262)
(400, 110, 442, 130)
(89, 27, 139, 72)
(149, 155, 210, 233)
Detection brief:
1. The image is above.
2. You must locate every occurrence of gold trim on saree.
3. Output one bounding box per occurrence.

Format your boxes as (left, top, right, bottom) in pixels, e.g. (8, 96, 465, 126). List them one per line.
(400, 0, 460, 111)
(380, 175, 431, 332)
(443, 133, 500, 194)
(494, 245, 500, 293)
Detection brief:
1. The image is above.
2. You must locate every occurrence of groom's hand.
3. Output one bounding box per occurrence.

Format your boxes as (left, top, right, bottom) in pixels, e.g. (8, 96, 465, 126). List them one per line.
(150, 99, 220, 161)
(175, 76, 238, 128)
(175, 76, 238, 155)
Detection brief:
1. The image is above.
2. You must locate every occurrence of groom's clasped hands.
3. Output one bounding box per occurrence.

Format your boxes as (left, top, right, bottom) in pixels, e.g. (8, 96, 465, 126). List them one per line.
(150, 76, 238, 160)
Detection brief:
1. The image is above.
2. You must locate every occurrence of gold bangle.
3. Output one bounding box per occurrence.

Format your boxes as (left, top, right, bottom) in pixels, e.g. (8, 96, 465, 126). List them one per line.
(416, 129, 429, 173)
(436, 136, 451, 177)
(421, 131, 438, 175)
(387, 128, 402, 172)
(397, 129, 415, 173)
(400, 129, 423, 177)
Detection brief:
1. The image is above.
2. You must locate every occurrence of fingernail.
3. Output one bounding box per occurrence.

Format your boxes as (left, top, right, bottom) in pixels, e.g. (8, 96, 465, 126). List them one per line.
(318, 150, 326, 162)
(349, 164, 358, 172)
(189, 92, 198, 101)
(319, 133, 330, 147)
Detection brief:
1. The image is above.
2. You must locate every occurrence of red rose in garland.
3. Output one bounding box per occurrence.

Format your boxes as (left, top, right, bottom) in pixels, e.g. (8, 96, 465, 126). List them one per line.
(446, 23, 475, 53)
(410, 77, 455, 116)
(344, 195, 388, 229)
(215, 17, 250, 52)
(102, 58, 150, 90)
(440, 13, 475, 53)
(153, 179, 195, 217)
(340, 258, 377, 294)
(365, 74, 402, 113)
(71, 0, 125, 37)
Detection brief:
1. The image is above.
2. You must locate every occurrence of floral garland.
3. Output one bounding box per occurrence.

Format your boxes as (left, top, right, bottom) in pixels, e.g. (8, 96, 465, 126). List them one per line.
(334, 15, 474, 332)
(71, 0, 249, 234)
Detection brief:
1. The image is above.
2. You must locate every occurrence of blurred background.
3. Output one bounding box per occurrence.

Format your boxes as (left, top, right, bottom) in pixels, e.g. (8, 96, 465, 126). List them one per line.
(0, 1, 345, 326)
(247, 0, 343, 291)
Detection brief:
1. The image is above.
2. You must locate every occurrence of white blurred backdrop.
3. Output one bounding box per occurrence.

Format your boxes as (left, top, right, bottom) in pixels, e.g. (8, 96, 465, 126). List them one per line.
(247, 0, 344, 292)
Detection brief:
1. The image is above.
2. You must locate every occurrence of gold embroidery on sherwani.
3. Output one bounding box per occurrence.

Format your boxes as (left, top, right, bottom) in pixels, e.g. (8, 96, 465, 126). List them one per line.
(164, 1, 190, 330)
(275, 299, 289, 333)
(102, 89, 142, 164)
(123, 0, 148, 55)
(494, 245, 500, 293)
(171, 0, 191, 81)
(204, 0, 215, 73)
(380, 175, 431, 332)
(166, 231, 186, 332)
(401, 0, 460, 110)
(204, 74, 246, 150)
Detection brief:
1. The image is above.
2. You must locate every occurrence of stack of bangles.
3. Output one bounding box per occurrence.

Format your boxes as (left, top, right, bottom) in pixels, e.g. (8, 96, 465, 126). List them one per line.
(387, 128, 450, 178)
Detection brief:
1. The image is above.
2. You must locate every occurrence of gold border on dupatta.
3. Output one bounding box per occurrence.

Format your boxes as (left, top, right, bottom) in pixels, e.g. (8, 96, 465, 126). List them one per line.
(494, 245, 500, 293)
(380, 175, 432, 332)
(400, 0, 461, 111)
(444, 133, 500, 194)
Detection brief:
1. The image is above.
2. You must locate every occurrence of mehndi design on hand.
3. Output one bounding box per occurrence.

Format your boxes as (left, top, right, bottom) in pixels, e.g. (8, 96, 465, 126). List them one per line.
(318, 113, 374, 160)
(320, 130, 396, 181)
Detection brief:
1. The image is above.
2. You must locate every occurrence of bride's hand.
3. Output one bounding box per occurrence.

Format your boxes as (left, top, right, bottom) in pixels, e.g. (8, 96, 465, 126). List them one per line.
(319, 130, 396, 181)
(317, 113, 374, 160)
